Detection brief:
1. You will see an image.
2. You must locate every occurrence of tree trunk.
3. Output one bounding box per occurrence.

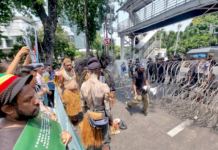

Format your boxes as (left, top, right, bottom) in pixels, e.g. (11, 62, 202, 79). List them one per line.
(43, 20, 56, 64)
(85, 0, 90, 57)
(33, 0, 57, 65)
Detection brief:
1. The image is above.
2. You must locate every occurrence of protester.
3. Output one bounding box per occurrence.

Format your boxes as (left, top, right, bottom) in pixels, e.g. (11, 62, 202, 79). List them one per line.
(54, 65, 61, 75)
(35, 65, 51, 106)
(121, 62, 126, 77)
(0, 74, 72, 150)
(126, 63, 151, 116)
(80, 57, 113, 150)
(0, 62, 10, 73)
(45, 64, 55, 107)
(0, 46, 30, 74)
(57, 58, 81, 130)
(14, 66, 58, 121)
(75, 63, 84, 76)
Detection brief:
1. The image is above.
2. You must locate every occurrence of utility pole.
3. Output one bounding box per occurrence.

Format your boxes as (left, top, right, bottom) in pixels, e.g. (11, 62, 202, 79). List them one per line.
(174, 24, 182, 55)
(109, 0, 114, 59)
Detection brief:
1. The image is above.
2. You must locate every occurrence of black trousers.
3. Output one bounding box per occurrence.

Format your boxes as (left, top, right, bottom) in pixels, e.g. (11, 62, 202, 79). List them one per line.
(47, 90, 54, 107)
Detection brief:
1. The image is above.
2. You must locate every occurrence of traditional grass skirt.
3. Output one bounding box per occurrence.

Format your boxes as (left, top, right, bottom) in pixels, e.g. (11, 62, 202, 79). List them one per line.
(63, 89, 81, 116)
(80, 111, 103, 148)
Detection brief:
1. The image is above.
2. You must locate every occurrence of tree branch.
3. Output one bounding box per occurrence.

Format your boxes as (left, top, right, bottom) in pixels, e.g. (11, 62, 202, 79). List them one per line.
(32, 0, 48, 25)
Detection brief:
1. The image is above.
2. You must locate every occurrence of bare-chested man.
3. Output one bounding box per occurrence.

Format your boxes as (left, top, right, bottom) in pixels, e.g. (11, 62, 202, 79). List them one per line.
(58, 58, 81, 129)
(80, 57, 113, 150)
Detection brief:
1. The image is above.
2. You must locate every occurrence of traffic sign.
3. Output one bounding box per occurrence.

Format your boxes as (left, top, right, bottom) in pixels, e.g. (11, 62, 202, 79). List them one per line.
(104, 37, 110, 46)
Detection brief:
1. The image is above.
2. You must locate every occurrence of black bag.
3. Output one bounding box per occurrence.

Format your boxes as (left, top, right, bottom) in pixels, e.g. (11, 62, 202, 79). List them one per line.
(87, 113, 109, 129)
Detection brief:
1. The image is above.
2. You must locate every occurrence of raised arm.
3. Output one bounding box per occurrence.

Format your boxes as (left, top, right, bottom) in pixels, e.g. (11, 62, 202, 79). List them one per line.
(6, 46, 30, 74)
(23, 53, 31, 66)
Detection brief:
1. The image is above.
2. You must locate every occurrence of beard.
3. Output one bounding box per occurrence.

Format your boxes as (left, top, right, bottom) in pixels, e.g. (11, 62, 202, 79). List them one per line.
(14, 104, 40, 121)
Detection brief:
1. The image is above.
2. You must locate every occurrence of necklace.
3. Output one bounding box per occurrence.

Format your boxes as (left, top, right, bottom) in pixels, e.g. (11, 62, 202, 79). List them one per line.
(64, 69, 75, 84)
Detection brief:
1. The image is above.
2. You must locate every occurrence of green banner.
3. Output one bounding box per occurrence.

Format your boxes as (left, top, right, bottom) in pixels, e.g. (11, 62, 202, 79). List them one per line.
(13, 112, 65, 150)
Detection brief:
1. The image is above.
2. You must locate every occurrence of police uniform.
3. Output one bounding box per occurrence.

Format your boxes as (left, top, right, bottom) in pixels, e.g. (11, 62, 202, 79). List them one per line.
(156, 57, 165, 83)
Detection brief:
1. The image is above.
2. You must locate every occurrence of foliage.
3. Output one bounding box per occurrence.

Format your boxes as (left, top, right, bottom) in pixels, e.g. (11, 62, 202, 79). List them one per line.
(3, 0, 118, 62)
(64, 0, 118, 49)
(112, 43, 121, 60)
(63, 47, 77, 60)
(0, 0, 14, 45)
(6, 0, 59, 64)
(7, 43, 24, 60)
(151, 13, 218, 57)
(0, 25, 76, 62)
(0, 50, 7, 62)
(38, 25, 75, 61)
(90, 31, 103, 52)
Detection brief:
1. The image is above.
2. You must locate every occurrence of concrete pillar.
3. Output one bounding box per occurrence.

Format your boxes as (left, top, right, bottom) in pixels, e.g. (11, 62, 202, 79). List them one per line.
(120, 36, 125, 60)
(133, 37, 136, 59)
(130, 37, 135, 59)
(131, 37, 134, 59)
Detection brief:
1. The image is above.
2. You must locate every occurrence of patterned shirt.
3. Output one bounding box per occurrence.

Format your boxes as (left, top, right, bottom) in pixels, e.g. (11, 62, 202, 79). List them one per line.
(36, 73, 49, 90)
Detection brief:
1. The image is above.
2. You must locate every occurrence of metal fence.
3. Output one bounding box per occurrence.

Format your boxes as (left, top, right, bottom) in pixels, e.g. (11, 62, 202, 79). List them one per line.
(118, 0, 193, 32)
(54, 88, 85, 150)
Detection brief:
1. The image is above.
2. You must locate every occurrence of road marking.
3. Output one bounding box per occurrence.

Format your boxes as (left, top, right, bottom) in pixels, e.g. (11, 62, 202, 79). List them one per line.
(116, 85, 132, 89)
(167, 119, 193, 137)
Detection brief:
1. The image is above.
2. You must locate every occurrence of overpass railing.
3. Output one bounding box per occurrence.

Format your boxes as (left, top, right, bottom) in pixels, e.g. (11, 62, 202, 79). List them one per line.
(143, 40, 161, 58)
(118, 0, 193, 33)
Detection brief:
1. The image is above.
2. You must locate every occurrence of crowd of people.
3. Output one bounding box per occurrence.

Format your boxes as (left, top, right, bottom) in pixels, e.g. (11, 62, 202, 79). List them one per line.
(0, 47, 72, 150)
(0, 46, 117, 150)
(1, 45, 217, 150)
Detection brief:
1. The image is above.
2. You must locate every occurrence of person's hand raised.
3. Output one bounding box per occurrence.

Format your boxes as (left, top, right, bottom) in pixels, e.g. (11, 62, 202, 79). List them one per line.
(17, 46, 30, 58)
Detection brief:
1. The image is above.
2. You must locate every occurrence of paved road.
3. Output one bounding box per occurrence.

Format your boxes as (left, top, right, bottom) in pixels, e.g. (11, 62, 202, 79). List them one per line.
(109, 89, 218, 150)
(75, 88, 218, 150)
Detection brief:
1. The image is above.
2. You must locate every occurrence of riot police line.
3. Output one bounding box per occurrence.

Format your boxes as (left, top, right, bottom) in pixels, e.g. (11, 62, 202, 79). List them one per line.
(127, 54, 218, 132)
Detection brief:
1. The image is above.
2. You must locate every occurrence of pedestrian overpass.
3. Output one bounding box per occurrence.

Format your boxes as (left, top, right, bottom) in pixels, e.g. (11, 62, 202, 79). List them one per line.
(117, 0, 218, 60)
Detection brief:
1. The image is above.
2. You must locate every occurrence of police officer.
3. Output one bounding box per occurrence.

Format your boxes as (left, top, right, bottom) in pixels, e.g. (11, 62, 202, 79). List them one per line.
(157, 57, 165, 83)
(193, 55, 199, 60)
(147, 58, 153, 64)
(147, 58, 154, 81)
(208, 55, 216, 67)
(169, 55, 181, 83)
(134, 58, 140, 72)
